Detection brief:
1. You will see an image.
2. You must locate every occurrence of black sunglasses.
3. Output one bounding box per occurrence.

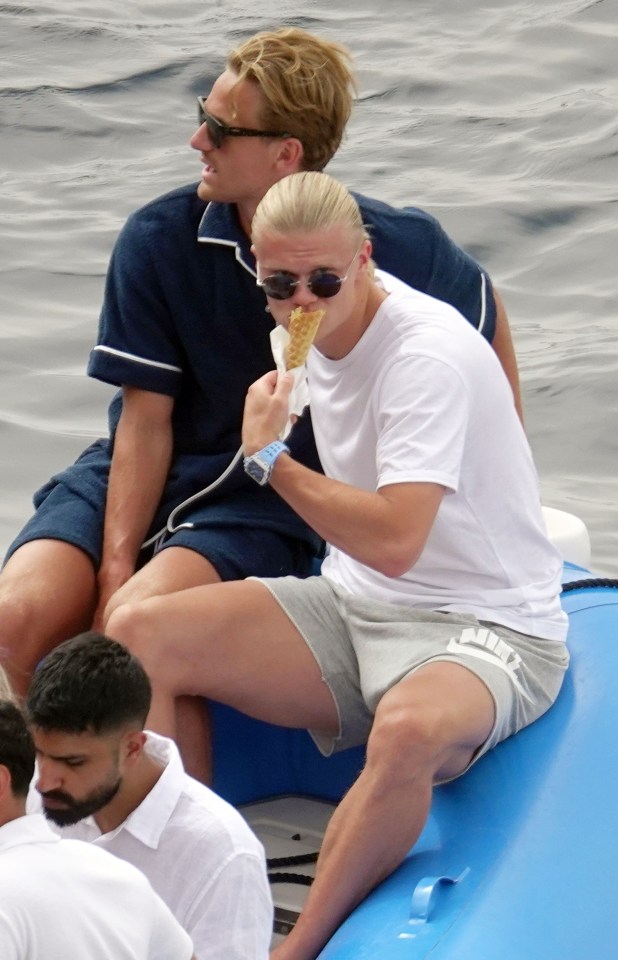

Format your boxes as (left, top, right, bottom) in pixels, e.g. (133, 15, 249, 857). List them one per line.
(197, 97, 291, 149)
(256, 248, 362, 301)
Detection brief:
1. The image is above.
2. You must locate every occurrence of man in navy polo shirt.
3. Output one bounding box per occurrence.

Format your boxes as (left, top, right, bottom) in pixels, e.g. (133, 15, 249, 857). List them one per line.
(0, 27, 521, 705)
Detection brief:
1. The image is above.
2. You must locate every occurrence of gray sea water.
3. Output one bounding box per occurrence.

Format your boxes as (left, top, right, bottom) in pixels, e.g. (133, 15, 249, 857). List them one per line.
(1, 0, 616, 573)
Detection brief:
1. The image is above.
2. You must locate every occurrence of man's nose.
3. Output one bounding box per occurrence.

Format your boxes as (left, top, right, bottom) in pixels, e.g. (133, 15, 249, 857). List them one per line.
(291, 279, 318, 308)
(36, 760, 61, 793)
(190, 123, 214, 152)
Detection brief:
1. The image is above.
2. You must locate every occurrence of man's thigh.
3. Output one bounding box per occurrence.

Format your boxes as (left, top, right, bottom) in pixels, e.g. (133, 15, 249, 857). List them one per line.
(111, 577, 341, 736)
(105, 547, 222, 618)
(107, 523, 319, 618)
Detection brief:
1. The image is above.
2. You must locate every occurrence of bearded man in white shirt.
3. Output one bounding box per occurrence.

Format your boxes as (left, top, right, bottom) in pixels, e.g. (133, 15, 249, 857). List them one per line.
(25, 632, 273, 960)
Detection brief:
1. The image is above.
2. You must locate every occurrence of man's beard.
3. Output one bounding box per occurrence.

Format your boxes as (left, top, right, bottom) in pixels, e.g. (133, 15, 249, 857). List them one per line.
(40, 777, 122, 827)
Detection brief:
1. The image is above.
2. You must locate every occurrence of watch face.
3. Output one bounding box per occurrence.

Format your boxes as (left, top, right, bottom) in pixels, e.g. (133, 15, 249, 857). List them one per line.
(245, 456, 268, 485)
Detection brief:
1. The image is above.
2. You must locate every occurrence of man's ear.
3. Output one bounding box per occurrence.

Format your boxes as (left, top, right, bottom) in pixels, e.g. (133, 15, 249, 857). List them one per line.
(0, 764, 12, 801)
(275, 136, 304, 173)
(358, 237, 373, 270)
(121, 730, 147, 765)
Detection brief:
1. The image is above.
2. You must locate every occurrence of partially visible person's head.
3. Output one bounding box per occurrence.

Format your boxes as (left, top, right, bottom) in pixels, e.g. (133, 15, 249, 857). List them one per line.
(25, 633, 152, 826)
(0, 700, 35, 799)
(227, 28, 356, 171)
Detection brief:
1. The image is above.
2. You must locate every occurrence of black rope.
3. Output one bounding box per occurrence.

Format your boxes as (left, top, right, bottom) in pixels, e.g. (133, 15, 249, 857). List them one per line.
(267, 852, 319, 869)
(562, 578, 618, 593)
(268, 872, 314, 886)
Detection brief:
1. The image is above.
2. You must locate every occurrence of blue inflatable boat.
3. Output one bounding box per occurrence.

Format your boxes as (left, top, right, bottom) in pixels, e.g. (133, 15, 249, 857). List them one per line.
(210, 557, 618, 959)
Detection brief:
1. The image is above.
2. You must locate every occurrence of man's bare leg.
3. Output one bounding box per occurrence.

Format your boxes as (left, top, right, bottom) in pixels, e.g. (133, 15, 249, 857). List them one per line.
(102, 545, 224, 781)
(101, 545, 223, 619)
(270, 662, 495, 960)
(0, 540, 97, 699)
(105, 578, 340, 781)
(109, 587, 495, 959)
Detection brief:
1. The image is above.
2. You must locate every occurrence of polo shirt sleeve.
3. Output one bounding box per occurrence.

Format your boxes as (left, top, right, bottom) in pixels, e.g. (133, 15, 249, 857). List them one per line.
(87, 211, 184, 397)
(409, 209, 496, 343)
(358, 195, 497, 342)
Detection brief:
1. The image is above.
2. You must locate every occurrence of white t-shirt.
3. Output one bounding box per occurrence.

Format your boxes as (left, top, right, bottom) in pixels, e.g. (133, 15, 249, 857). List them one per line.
(0, 814, 193, 960)
(312, 270, 567, 641)
(29, 733, 272, 960)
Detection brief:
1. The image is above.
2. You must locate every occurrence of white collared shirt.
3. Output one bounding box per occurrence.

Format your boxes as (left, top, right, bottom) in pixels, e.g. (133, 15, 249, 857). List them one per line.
(29, 733, 272, 960)
(0, 814, 193, 960)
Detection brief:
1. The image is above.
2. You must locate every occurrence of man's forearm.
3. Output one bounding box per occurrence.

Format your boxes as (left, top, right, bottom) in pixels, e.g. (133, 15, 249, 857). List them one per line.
(98, 390, 174, 602)
(491, 288, 524, 422)
(100, 432, 172, 581)
(268, 455, 442, 578)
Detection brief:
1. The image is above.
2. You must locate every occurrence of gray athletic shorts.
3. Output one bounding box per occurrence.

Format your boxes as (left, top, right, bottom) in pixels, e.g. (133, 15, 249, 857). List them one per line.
(257, 575, 569, 770)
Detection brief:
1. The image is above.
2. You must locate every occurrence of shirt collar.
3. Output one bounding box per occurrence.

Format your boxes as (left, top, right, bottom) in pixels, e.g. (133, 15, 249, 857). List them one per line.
(113, 732, 185, 849)
(196, 200, 256, 276)
(0, 813, 60, 853)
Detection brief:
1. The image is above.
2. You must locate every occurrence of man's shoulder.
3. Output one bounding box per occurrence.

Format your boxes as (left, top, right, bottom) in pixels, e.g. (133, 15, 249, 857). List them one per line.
(171, 774, 264, 853)
(354, 191, 439, 234)
(125, 182, 206, 233)
(353, 191, 449, 284)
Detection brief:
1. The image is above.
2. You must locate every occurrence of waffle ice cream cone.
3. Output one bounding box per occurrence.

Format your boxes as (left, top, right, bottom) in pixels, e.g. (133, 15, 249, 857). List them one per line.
(284, 307, 325, 370)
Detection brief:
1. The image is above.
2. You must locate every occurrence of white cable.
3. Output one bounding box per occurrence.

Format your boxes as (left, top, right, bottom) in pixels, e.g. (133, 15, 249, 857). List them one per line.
(141, 445, 244, 551)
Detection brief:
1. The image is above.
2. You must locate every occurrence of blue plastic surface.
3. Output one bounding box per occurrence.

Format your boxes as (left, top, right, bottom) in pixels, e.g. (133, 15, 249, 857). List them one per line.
(211, 566, 618, 959)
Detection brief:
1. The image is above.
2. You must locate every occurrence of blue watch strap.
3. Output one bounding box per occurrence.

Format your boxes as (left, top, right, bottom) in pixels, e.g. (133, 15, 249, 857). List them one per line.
(258, 441, 290, 465)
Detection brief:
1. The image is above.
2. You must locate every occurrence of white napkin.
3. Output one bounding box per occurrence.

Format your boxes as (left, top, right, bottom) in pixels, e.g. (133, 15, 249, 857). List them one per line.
(270, 325, 310, 440)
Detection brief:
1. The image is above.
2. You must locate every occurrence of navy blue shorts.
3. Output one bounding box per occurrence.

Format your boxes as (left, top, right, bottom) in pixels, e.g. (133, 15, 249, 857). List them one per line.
(5, 439, 320, 582)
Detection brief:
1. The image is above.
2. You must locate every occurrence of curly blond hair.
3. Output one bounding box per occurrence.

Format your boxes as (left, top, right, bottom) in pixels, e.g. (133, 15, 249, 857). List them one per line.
(227, 28, 357, 171)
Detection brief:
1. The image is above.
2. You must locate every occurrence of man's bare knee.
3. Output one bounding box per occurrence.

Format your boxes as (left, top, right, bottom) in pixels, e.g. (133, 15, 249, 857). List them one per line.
(105, 601, 161, 669)
(0, 543, 96, 693)
(367, 698, 446, 783)
(102, 548, 223, 628)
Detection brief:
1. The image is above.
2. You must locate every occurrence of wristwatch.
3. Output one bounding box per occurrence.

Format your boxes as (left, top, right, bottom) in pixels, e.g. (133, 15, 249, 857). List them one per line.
(243, 440, 290, 486)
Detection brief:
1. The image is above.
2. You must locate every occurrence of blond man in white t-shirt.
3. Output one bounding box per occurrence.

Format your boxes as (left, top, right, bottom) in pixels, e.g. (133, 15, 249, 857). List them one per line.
(107, 171, 569, 960)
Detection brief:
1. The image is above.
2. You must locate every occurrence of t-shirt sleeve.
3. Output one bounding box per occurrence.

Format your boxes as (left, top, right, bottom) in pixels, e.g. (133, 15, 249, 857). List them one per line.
(375, 353, 470, 492)
(87, 211, 184, 396)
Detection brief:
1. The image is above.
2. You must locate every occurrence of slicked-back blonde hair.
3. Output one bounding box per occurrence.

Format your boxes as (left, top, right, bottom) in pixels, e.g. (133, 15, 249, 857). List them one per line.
(252, 171, 370, 252)
(227, 28, 356, 171)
